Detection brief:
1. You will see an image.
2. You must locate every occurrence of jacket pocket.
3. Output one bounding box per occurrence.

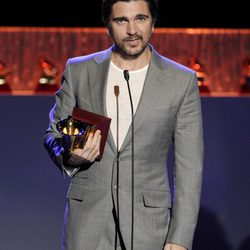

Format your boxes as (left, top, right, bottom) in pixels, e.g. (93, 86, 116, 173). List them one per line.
(142, 190, 171, 208)
(67, 183, 88, 201)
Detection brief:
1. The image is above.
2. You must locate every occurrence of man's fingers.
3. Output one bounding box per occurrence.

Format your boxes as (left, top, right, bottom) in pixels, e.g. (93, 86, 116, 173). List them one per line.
(84, 131, 94, 150)
(70, 130, 101, 163)
(88, 132, 101, 161)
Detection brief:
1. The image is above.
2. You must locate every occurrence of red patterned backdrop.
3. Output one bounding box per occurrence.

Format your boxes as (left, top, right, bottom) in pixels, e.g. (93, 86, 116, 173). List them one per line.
(0, 27, 250, 95)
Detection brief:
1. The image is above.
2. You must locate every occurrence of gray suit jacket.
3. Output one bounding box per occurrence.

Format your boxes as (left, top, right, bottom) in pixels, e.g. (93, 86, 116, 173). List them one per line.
(44, 45, 204, 250)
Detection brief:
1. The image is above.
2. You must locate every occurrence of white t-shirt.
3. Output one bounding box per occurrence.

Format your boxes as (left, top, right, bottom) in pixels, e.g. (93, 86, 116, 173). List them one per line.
(106, 61, 149, 149)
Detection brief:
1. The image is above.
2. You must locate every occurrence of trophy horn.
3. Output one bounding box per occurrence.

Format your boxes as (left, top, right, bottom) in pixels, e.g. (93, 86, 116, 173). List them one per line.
(56, 116, 90, 153)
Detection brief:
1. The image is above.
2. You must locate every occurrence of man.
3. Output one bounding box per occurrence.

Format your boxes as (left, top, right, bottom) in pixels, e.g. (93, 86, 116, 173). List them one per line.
(44, 0, 204, 249)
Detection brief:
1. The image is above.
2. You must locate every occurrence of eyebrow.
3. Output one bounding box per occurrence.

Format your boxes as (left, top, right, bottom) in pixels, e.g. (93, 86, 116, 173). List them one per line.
(112, 16, 128, 22)
(112, 14, 150, 22)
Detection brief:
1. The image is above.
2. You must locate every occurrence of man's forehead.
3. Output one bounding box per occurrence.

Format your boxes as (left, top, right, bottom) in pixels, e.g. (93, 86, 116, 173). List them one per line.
(111, 1, 150, 17)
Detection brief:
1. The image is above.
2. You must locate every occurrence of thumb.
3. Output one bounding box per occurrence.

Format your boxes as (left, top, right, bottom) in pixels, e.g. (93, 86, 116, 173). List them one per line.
(164, 244, 171, 250)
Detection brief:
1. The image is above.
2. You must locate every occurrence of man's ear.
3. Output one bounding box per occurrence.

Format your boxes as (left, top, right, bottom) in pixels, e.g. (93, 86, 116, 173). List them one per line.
(151, 24, 155, 33)
(106, 25, 113, 37)
(106, 28, 110, 37)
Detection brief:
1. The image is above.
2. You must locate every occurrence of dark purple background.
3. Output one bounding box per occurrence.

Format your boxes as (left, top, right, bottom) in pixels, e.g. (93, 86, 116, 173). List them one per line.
(0, 95, 249, 249)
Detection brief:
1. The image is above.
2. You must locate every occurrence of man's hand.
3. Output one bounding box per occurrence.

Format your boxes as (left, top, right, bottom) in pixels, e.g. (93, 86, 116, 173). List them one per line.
(164, 243, 187, 250)
(68, 130, 101, 165)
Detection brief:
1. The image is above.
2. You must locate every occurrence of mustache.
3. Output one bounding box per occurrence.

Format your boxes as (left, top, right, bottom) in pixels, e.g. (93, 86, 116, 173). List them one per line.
(123, 35, 142, 42)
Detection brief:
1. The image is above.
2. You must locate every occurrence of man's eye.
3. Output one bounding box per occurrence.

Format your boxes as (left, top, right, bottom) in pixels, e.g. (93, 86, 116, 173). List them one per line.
(116, 19, 126, 24)
(136, 16, 147, 23)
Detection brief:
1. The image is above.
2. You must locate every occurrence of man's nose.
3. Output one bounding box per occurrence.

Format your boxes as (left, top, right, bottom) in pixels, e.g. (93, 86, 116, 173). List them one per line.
(126, 21, 137, 35)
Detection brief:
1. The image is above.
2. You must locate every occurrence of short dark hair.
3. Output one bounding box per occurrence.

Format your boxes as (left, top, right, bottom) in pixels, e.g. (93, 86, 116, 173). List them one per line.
(102, 0, 158, 26)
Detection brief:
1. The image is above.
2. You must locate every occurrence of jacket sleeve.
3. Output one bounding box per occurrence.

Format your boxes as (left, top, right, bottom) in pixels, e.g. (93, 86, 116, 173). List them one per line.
(44, 59, 80, 177)
(166, 72, 204, 250)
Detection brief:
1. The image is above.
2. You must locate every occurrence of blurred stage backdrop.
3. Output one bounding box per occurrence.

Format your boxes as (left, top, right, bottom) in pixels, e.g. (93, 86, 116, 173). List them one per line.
(0, 27, 250, 94)
(0, 27, 250, 250)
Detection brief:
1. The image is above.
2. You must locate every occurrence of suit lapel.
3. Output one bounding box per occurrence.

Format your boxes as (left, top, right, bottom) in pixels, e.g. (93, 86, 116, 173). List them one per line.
(88, 47, 117, 154)
(120, 47, 168, 152)
(86, 46, 169, 154)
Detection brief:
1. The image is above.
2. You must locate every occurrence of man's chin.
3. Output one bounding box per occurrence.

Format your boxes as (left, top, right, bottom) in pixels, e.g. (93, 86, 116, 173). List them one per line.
(123, 46, 146, 57)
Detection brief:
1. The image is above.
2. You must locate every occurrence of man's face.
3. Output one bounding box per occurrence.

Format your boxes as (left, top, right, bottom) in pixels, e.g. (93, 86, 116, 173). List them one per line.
(108, 0, 154, 57)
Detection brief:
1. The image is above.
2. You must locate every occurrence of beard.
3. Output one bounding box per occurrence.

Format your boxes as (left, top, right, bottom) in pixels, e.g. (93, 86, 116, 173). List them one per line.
(115, 35, 148, 58)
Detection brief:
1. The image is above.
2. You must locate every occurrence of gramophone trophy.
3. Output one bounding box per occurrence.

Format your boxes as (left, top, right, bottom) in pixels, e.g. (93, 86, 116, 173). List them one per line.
(56, 116, 94, 154)
(188, 56, 210, 93)
(36, 55, 58, 92)
(240, 57, 250, 93)
(56, 107, 111, 160)
(0, 60, 12, 92)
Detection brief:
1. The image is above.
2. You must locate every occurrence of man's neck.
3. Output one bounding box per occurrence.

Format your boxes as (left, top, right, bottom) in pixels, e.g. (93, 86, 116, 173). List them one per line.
(111, 45, 151, 71)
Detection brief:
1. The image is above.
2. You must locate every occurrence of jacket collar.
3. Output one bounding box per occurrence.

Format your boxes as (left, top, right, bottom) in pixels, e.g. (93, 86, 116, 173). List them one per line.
(89, 44, 169, 153)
